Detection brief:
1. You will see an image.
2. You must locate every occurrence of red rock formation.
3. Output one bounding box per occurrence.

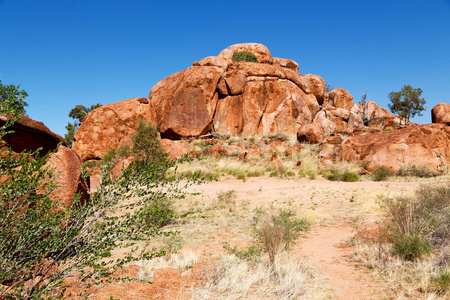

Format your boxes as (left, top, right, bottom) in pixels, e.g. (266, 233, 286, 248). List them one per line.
(72, 97, 156, 161)
(432, 103, 450, 125)
(340, 124, 450, 171)
(0, 114, 65, 155)
(46, 146, 90, 211)
(149, 66, 223, 139)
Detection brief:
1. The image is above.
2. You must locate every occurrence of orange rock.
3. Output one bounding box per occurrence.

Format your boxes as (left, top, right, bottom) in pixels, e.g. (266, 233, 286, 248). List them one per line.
(192, 56, 231, 70)
(297, 122, 324, 144)
(432, 103, 450, 125)
(150, 66, 223, 139)
(73, 98, 156, 161)
(213, 95, 244, 135)
(46, 146, 90, 211)
(285, 144, 303, 156)
(340, 124, 450, 170)
(328, 88, 354, 110)
(160, 139, 191, 160)
(302, 74, 326, 104)
(206, 144, 225, 158)
(273, 57, 299, 72)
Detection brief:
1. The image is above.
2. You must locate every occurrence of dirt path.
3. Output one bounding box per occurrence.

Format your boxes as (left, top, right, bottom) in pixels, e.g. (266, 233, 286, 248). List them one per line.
(299, 222, 387, 299)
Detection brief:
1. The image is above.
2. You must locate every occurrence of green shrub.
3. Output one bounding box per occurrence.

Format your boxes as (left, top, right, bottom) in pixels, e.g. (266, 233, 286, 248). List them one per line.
(253, 209, 309, 264)
(231, 51, 258, 63)
(0, 99, 194, 298)
(429, 270, 450, 295)
(371, 166, 392, 181)
(223, 243, 262, 263)
(396, 164, 440, 177)
(131, 119, 167, 169)
(393, 234, 432, 261)
(322, 164, 360, 182)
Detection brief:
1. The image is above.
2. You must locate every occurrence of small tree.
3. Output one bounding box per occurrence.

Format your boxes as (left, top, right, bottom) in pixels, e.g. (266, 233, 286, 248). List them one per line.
(388, 84, 426, 126)
(0, 81, 28, 115)
(65, 103, 102, 147)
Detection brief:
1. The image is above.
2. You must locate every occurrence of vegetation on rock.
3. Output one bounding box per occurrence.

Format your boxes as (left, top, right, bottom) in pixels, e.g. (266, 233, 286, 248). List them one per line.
(231, 51, 258, 62)
(388, 84, 426, 125)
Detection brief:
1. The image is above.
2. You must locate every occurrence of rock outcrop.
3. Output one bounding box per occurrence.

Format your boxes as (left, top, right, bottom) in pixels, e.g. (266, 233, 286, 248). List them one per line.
(72, 97, 156, 161)
(0, 114, 65, 155)
(73, 43, 404, 161)
(340, 124, 450, 171)
(432, 103, 450, 125)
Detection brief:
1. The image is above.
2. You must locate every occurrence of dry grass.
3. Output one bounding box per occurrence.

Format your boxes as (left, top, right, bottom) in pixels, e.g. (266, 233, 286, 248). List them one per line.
(192, 252, 326, 300)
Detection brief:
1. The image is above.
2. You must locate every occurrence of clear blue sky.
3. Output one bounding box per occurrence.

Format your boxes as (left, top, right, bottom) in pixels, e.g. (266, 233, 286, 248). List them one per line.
(1, 0, 449, 137)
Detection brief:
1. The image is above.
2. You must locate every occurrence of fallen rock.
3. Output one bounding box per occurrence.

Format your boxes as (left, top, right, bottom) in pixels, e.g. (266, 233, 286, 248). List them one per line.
(297, 122, 324, 144)
(72, 97, 156, 161)
(340, 124, 450, 171)
(46, 146, 90, 211)
(432, 103, 450, 125)
(160, 139, 191, 160)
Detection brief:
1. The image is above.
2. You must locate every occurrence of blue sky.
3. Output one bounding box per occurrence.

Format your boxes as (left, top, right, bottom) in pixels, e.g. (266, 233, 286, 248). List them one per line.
(1, 0, 449, 137)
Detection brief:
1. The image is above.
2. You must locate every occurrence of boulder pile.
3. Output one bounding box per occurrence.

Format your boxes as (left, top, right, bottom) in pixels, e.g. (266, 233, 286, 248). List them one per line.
(73, 43, 405, 161)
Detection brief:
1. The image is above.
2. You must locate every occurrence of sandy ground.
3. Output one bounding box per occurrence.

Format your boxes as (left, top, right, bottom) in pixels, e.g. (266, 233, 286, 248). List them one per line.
(65, 175, 449, 299)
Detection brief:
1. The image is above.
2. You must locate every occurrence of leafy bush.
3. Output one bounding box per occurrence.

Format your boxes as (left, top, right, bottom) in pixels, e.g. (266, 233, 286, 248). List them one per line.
(231, 51, 258, 63)
(253, 209, 309, 264)
(132, 119, 167, 169)
(371, 166, 392, 181)
(392, 234, 432, 261)
(396, 164, 440, 177)
(322, 163, 360, 182)
(0, 100, 192, 298)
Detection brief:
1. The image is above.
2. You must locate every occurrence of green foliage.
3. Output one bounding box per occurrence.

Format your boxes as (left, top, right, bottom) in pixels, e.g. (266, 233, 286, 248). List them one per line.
(101, 145, 132, 169)
(322, 165, 360, 182)
(231, 51, 258, 63)
(253, 209, 309, 264)
(223, 243, 262, 263)
(0, 80, 28, 115)
(0, 100, 195, 299)
(371, 166, 392, 181)
(396, 164, 441, 177)
(65, 103, 102, 147)
(388, 84, 426, 125)
(429, 270, 450, 295)
(392, 234, 432, 261)
(131, 119, 167, 170)
(380, 184, 450, 262)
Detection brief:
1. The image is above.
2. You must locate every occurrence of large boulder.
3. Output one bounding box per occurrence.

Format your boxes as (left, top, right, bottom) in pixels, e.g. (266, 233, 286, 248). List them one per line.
(218, 43, 274, 64)
(327, 88, 354, 110)
(46, 146, 90, 211)
(340, 124, 450, 171)
(149, 66, 223, 139)
(432, 103, 450, 125)
(302, 74, 326, 104)
(72, 97, 156, 161)
(0, 114, 65, 155)
(297, 122, 324, 144)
